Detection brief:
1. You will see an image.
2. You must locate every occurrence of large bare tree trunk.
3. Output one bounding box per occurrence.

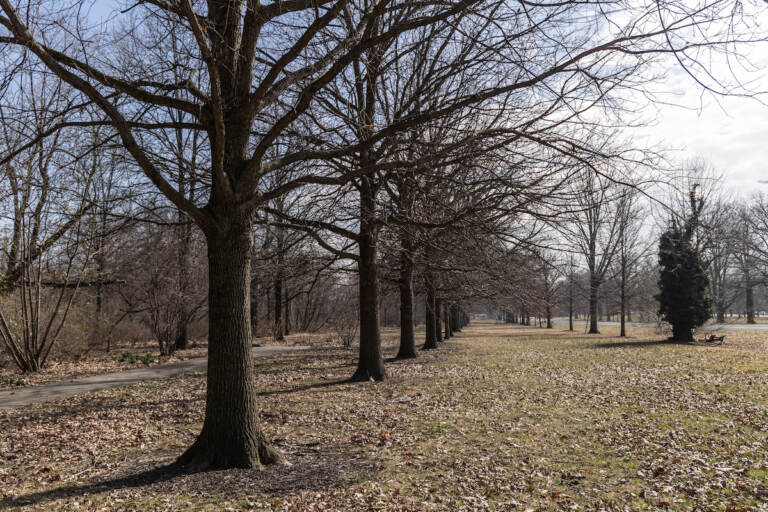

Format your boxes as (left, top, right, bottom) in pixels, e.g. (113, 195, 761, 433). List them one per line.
(176, 219, 278, 469)
(396, 236, 416, 359)
(351, 179, 385, 381)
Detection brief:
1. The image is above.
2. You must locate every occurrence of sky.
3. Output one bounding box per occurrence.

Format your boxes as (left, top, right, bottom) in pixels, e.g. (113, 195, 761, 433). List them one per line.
(636, 65, 768, 197)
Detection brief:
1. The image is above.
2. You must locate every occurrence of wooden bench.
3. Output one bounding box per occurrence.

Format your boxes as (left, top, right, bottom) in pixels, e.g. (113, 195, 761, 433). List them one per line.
(699, 334, 725, 345)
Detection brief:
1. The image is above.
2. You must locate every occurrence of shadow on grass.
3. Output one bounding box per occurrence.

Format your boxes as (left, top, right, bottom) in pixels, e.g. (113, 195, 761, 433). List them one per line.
(587, 339, 686, 349)
(0, 397, 201, 424)
(0, 465, 182, 509)
(0, 443, 378, 510)
(255, 378, 351, 397)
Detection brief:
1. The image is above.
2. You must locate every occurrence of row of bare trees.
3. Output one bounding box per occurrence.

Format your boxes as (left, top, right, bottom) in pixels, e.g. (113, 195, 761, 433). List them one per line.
(0, 0, 764, 471)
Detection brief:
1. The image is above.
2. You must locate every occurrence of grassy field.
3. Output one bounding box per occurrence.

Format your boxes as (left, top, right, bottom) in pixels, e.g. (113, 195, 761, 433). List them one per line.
(1, 322, 767, 511)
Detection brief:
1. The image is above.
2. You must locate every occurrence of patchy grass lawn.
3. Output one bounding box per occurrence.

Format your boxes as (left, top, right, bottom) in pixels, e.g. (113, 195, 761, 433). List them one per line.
(1, 322, 768, 511)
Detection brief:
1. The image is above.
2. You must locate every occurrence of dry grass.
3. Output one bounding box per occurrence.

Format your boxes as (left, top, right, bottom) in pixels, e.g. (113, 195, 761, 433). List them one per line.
(1, 322, 767, 511)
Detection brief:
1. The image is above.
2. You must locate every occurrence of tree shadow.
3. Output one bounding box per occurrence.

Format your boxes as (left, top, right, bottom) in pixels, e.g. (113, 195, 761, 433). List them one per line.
(0, 464, 181, 509)
(0, 397, 201, 424)
(255, 378, 351, 397)
(587, 339, 686, 349)
(0, 443, 378, 509)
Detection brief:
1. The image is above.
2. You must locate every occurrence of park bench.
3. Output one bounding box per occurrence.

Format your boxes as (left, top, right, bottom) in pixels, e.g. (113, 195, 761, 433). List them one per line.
(698, 334, 725, 345)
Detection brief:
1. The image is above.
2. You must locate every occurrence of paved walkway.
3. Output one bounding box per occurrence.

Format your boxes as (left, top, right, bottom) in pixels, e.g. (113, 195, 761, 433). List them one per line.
(552, 318, 768, 331)
(0, 345, 308, 410)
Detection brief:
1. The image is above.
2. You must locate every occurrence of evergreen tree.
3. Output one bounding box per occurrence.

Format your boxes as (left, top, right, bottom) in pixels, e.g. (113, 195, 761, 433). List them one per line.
(656, 187, 712, 341)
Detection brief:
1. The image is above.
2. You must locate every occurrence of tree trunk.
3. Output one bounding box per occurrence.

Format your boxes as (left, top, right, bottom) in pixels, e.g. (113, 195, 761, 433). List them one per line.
(350, 181, 385, 381)
(396, 234, 416, 359)
(273, 276, 284, 340)
(250, 281, 260, 332)
(284, 283, 291, 336)
(423, 280, 437, 349)
(672, 322, 693, 342)
(568, 278, 574, 332)
(176, 220, 278, 469)
(716, 307, 725, 323)
(435, 299, 443, 342)
(444, 305, 452, 339)
(451, 304, 460, 332)
(546, 301, 552, 329)
(620, 259, 626, 337)
(588, 274, 600, 334)
(745, 271, 755, 324)
(175, 322, 189, 351)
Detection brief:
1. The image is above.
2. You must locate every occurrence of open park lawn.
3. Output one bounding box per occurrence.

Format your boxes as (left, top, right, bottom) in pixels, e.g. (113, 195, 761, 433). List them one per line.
(1, 323, 767, 511)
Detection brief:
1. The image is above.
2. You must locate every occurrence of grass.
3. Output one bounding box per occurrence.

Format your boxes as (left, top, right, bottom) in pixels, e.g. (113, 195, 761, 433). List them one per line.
(1, 322, 768, 511)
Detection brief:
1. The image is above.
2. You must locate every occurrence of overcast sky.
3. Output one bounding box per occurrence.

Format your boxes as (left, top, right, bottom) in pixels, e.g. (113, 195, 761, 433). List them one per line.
(636, 79, 768, 196)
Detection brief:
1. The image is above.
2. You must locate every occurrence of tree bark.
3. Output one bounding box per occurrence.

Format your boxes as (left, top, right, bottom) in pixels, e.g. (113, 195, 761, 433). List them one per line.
(350, 179, 385, 381)
(568, 277, 574, 332)
(435, 299, 443, 342)
(396, 235, 416, 359)
(620, 287, 626, 338)
(588, 274, 600, 334)
(176, 219, 278, 469)
(250, 280, 260, 332)
(546, 301, 552, 329)
(672, 323, 693, 342)
(423, 279, 437, 349)
(175, 323, 189, 351)
(715, 303, 725, 323)
(620, 255, 627, 337)
(451, 304, 461, 332)
(273, 277, 284, 340)
(444, 305, 452, 339)
(745, 270, 755, 324)
(284, 283, 291, 336)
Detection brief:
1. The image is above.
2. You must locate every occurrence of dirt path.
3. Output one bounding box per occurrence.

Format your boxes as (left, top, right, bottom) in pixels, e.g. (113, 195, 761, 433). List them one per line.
(0, 345, 308, 410)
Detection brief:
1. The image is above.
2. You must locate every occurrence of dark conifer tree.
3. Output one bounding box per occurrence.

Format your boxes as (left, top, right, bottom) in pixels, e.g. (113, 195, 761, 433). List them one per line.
(656, 188, 712, 341)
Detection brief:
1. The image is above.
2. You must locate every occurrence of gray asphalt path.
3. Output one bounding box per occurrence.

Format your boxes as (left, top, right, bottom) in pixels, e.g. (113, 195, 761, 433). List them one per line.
(551, 318, 768, 331)
(0, 345, 308, 410)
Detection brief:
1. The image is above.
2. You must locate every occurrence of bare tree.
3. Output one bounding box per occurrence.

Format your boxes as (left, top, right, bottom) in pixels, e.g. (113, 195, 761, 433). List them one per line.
(701, 198, 738, 323)
(612, 189, 647, 337)
(734, 206, 759, 324)
(561, 171, 626, 334)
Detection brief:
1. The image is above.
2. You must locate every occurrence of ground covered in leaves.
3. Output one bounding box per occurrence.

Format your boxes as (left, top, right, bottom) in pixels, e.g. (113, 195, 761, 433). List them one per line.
(1, 323, 767, 511)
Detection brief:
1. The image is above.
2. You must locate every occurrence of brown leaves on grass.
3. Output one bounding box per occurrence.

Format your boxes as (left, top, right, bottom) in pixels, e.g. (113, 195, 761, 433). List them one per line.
(1, 324, 768, 510)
